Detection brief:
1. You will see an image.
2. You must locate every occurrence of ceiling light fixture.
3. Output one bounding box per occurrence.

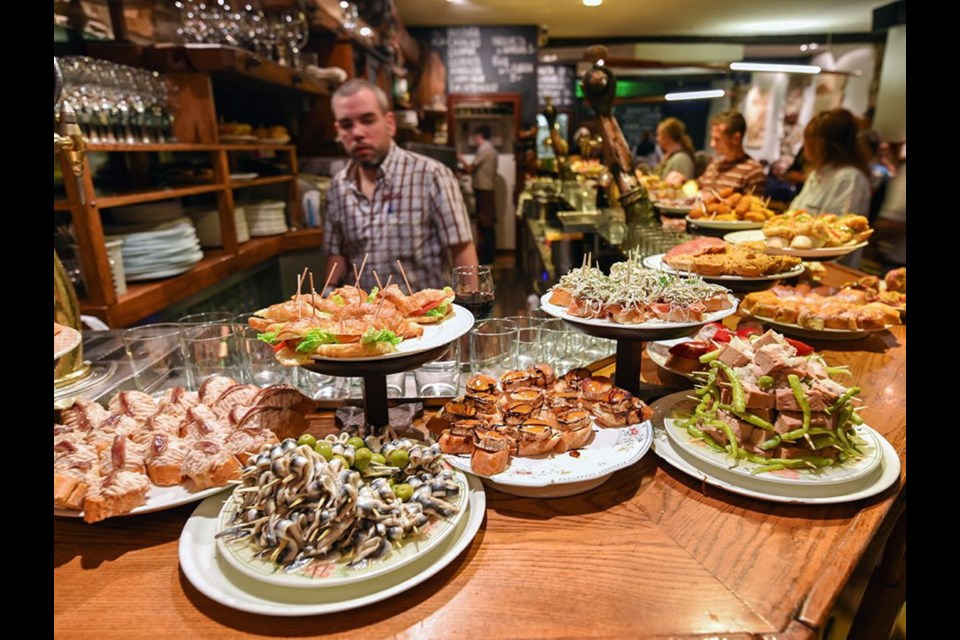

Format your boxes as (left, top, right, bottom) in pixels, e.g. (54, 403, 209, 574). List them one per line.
(596, 59, 605, 67)
(800, 44, 809, 52)
(339, 1, 349, 7)
(542, 54, 558, 63)
(809, 43, 820, 50)
(359, 26, 372, 37)
(583, 0, 603, 6)
(664, 89, 725, 102)
(730, 62, 821, 74)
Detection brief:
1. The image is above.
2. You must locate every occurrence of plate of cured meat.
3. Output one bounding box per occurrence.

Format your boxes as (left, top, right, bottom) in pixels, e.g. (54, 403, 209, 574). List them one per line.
(435, 365, 654, 497)
(739, 283, 901, 340)
(54, 376, 317, 523)
(540, 254, 739, 341)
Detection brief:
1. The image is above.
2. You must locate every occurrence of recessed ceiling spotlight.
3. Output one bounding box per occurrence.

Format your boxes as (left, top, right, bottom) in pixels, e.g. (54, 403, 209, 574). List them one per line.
(542, 54, 558, 63)
(583, 0, 603, 7)
(800, 44, 808, 52)
(596, 59, 605, 67)
(809, 42, 820, 50)
(359, 26, 372, 37)
(339, 1, 349, 8)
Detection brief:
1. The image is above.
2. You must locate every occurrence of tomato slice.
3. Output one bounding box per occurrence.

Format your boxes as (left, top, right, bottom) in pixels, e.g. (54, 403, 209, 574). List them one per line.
(785, 338, 815, 356)
(736, 326, 763, 339)
(413, 298, 445, 316)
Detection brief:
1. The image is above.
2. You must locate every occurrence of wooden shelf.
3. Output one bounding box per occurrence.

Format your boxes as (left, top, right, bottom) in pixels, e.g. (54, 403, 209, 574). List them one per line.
(80, 229, 323, 327)
(221, 144, 296, 151)
(54, 200, 71, 211)
(144, 44, 331, 96)
(86, 143, 222, 152)
(230, 175, 294, 189)
(97, 184, 226, 208)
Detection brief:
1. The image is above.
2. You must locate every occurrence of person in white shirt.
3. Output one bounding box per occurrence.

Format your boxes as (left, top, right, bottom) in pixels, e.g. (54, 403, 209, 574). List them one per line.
(789, 109, 871, 216)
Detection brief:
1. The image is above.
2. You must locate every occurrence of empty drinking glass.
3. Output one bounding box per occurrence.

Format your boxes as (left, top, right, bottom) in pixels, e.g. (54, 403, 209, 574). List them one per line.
(414, 342, 461, 397)
(122, 323, 188, 393)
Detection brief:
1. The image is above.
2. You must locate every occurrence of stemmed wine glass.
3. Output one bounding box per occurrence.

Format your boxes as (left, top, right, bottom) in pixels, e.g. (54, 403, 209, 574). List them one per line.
(451, 265, 494, 322)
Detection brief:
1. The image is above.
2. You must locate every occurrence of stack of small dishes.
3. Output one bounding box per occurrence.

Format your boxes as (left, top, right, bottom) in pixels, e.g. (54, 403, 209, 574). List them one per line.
(178, 448, 486, 615)
(648, 392, 900, 504)
(104, 217, 204, 281)
(244, 201, 288, 237)
(187, 206, 250, 248)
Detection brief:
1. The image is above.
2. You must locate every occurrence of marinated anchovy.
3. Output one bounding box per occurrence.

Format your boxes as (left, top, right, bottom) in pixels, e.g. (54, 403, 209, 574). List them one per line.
(217, 436, 460, 570)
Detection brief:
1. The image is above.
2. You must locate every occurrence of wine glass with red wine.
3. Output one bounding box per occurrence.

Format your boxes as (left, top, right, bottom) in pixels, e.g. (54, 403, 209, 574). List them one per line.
(452, 265, 494, 321)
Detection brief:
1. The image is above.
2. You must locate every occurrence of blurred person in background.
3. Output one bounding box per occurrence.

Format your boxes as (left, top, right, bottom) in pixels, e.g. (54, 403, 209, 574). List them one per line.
(656, 117, 697, 184)
(698, 111, 766, 194)
(789, 108, 871, 216)
(459, 125, 498, 265)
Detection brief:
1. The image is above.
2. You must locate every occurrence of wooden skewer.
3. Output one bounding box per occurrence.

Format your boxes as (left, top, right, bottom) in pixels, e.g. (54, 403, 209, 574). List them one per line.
(295, 272, 304, 320)
(372, 275, 393, 321)
(320, 261, 339, 297)
(372, 270, 384, 292)
(309, 271, 317, 317)
(354, 253, 369, 289)
(396, 260, 413, 295)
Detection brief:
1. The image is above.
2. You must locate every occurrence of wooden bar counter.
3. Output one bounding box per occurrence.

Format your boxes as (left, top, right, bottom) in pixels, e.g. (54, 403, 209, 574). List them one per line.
(54, 264, 906, 639)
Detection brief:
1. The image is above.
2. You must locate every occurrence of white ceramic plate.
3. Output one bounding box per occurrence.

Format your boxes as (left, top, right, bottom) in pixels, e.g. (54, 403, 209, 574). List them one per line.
(645, 338, 705, 381)
(54, 482, 231, 519)
(649, 393, 900, 504)
(740, 311, 891, 341)
(178, 474, 485, 616)
(125, 262, 200, 281)
(54, 325, 82, 361)
(445, 421, 652, 498)
(724, 230, 869, 259)
(653, 202, 694, 216)
(686, 216, 765, 230)
(215, 468, 469, 588)
(539, 292, 739, 332)
(661, 395, 883, 486)
(308, 304, 475, 362)
(643, 254, 805, 282)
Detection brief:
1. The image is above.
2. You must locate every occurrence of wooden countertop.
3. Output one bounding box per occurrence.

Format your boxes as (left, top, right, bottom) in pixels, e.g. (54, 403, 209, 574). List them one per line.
(54, 264, 906, 639)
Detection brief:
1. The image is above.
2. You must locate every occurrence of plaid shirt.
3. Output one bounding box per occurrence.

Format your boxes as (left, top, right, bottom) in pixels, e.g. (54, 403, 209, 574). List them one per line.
(699, 154, 767, 195)
(324, 143, 473, 291)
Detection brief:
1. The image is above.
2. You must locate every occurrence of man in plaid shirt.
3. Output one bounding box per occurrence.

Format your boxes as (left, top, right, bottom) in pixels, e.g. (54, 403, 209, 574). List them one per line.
(323, 79, 478, 291)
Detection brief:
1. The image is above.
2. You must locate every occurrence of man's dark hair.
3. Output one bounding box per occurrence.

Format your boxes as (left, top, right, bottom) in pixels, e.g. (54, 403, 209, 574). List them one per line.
(473, 125, 492, 140)
(710, 110, 747, 138)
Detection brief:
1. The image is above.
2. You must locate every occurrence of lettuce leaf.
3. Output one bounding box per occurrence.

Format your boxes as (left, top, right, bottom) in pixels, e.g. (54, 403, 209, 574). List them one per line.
(295, 329, 338, 353)
(332, 294, 345, 306)
(361, 329, 402, 346)
(257, 332, 280, 345)
(366, 287, 379, 303)
(425, 302, 450, 318)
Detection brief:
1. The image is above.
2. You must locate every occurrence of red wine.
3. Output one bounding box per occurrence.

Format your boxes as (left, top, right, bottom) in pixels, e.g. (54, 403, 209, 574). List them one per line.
(456, 291, 495, 320)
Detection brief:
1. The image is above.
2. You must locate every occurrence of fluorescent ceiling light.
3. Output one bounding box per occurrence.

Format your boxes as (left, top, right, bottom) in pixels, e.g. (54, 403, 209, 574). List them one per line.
(730, 62, 821, 74)
(583, 0, 603, 6)
(664, 89, 725, 101)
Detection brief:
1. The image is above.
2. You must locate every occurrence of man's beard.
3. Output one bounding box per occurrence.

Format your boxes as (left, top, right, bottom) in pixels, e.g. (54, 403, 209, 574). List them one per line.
(352, 146, 387, 169)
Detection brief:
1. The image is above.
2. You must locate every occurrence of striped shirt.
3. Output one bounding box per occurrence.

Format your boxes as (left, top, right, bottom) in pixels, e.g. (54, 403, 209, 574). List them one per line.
(699, 154, 767, 195)
(324, 143, 473, 291)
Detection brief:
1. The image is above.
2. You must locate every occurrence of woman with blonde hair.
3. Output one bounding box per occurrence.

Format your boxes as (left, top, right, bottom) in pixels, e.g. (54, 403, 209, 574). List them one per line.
(789, 108, 871, 215)
(656, 117, 696, 182)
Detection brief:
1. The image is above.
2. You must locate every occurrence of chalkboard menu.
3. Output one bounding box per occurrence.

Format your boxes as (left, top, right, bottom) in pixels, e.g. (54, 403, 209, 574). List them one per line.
(613, 103, 663, 153)
(420, 26, 539, 124)
(538, 65, 576, 109)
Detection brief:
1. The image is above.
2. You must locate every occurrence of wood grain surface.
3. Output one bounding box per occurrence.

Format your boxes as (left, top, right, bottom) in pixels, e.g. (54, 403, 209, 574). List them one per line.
(54, 263, 906, 639)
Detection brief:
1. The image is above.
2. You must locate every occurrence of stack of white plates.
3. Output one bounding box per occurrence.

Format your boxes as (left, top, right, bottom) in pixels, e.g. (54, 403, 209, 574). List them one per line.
(104, 217, 204, 281)
(109, 201, 185, 225)
(244, 201, 288, 237)
(187, 206, 250, 247)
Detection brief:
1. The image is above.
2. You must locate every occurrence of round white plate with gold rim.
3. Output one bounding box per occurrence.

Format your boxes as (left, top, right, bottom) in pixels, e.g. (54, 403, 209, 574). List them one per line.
(661, 395, 884, 486)
(445, 421, 653, 498)
(54, 482, 231, 519)
(724, 230, 869, 259)
(215, 468, 469, 588)
(179, 474, 485, 616)
(649, 392, 900, 504)
(642, 254, 805, 283)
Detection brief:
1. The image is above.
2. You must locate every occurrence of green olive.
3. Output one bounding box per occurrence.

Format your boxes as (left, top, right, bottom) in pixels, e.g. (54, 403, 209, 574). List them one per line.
(370, 452, 387, 465)
(353, 447, 373, 471)
(330, 454, 349, 467)
(346, 436, 366, 450)
(392, 483, 414, 502)
(297, 434, 317, 448)
(388, 449, 409, 470)
(313, 441, 334, 461)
